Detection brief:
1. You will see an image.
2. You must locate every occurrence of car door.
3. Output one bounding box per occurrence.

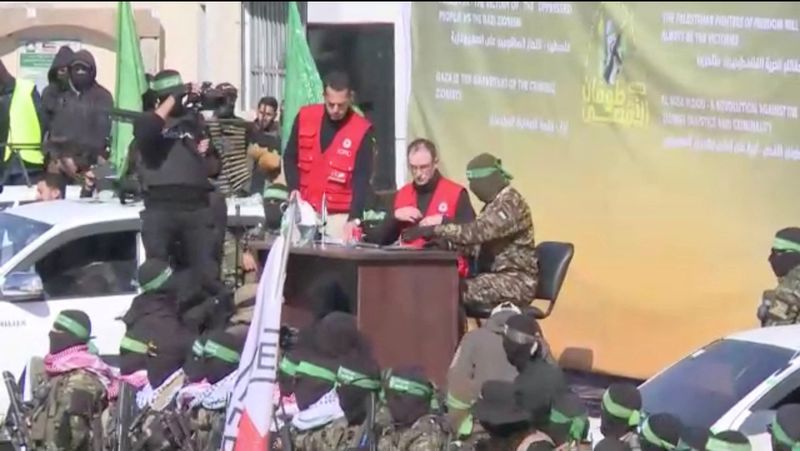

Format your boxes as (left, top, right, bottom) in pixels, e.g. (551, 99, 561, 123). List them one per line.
(0, 220, 140, 408)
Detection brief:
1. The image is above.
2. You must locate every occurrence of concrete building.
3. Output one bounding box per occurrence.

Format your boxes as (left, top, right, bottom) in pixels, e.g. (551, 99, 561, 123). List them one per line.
(0, 1, 410, 183)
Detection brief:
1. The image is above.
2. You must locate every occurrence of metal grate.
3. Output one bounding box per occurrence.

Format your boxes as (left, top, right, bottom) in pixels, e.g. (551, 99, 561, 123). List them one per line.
(241, 1, 307, 110)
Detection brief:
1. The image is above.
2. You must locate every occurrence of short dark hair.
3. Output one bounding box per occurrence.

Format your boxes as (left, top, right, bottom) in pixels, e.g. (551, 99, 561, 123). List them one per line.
(323, 71, 352, 92)
(258, 96, 279, 110)
(407, 138, 438, 161)
(41, 172, 66, 196)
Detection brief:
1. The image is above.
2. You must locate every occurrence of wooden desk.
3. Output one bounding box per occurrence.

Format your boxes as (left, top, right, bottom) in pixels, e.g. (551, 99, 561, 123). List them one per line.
(251, 241, 460, 386)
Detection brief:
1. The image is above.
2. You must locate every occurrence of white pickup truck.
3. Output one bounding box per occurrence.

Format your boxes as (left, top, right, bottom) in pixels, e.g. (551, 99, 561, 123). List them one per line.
(0, 195, 264, 415)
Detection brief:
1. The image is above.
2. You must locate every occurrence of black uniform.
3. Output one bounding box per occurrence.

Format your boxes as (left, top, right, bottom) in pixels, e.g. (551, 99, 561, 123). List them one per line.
(133, 112, 220, 295)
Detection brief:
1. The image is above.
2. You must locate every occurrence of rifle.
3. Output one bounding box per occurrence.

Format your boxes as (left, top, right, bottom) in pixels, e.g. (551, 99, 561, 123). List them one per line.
(3, 371, 31, 451)
(162, 410, 196, 451)
(277, 397, 294, 451)
(113, 383, 137, 451)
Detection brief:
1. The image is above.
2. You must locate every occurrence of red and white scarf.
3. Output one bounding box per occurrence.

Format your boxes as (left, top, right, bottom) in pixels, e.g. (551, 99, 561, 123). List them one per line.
(43, 345, 120, 399)
(119, 370, 149, 390)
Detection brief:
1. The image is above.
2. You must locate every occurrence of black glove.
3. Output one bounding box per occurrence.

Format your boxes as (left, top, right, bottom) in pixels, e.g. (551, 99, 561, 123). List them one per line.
(402, 226, 435, 242)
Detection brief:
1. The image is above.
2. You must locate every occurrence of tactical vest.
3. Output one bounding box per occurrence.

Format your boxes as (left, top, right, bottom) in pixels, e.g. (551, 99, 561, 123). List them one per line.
(296, 104, 371, 214)
(138, 119, 212, 190)
(378, 415, 448, 450)
(760, 267, 800, 326)
(207, 119, 249, 196)
(29, 370, 108, 451)
(6, 79, 43, 164)
(189, 407, 225, 451)
(394, 177, 465, 248)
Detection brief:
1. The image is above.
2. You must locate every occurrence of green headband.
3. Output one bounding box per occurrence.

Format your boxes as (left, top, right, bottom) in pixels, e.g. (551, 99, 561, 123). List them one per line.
(363, 210, 387, 222)
(466, 162, 513, 181)
(55, 314, 90, 340)
(204, 340, 240, 364)
(642, 419, 677, 450)
(337, 367, 381, 391)
(264, 188, 289, 201)
(280, 357, 298, 376)
(550, 409, 588, 441)
(192, 340, 205, 357)
(140, 267, 173, 292)
(151, 74, 183, 92)
(387, 376, 433, 398)
(676, 439, 697, 451)
(602, 391, 641, 426)
(772, 418, 800, 451)
(446, 392, 472, 411)
(120, 336, 148, 354)
(706, 437, 752, 451)
(773, 237, 800, 253)
(295, 361, 338, 383)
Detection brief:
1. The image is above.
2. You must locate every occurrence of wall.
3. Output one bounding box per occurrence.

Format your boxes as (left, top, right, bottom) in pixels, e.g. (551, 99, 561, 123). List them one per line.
(0, 1, 242, 94)
(307, 1, 411, 187)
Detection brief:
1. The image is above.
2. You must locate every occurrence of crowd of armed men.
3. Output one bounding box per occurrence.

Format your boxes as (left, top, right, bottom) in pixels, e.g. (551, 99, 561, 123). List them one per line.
(4, 44, 800, 451)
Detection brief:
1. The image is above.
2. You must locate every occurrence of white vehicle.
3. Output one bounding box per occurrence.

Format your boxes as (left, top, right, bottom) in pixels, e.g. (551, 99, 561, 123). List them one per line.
(0, 196, 264, 415)
(591, 325, 800, 447)
(0, 185, 83, 210)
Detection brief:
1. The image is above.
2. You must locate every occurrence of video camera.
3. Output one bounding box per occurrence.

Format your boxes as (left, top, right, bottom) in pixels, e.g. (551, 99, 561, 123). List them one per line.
(185, 82, 226, 112)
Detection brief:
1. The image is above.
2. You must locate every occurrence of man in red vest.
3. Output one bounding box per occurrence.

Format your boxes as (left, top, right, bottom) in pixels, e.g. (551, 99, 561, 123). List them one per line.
(284, 71, 374, 240)
(394, 138, 475, 245)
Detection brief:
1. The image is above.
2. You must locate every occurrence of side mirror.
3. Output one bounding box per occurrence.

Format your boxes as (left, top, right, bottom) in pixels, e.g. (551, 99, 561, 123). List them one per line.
(739, 409, 775, 436)
(1, 272, 44, 302)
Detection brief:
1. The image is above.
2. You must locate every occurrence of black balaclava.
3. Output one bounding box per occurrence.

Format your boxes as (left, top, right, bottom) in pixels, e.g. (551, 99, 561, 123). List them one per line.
(769, 227, 800, 278)
(263, 184, 289, 232)
(151, 70, 187, 117)
(545, 391, 589, 446)
(336, 351, 381, 425)
(707, 431, 751, 451)
(215, 83, 238, 118)
(384, 366, 434, 427)
(307, 276, 353, 320)
(600, 383, 642, 439)
(678, 426, 710, 451)
(146, 324, 193, 388)
(204, 329, 245, 384)
(595, 437, 633, 451)
(640, 413, 682, 451)
(465, 153, 512, 204)
(502, 314, 544, 371)
(313, 312, 369, 359)
(183, 335, 208, 383)
(772, 404, 800, 451)
(292, 347, 339, 410)
(138, 259, 175, 295)
(50, 46, 74, 90)
(119, 324, 151, 376)
(69, 50, 97, 92)
(278, 350, 299, 396)
(49, 310, 91, 354)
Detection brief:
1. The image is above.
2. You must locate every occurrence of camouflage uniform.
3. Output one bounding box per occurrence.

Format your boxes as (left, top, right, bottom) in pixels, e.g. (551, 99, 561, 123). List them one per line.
(434, 186, 538, 308)
(377, 415, 449, 451)
(189, 408, 225, 451)
(761, 266, 800, 326)
(29, 369, 108, 451)
(292, 417, 364, 450)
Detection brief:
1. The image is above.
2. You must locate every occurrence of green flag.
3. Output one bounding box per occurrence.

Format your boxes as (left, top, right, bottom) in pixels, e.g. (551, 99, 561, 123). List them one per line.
(111, 1, 147, 176)
(282, 1, 323, 152)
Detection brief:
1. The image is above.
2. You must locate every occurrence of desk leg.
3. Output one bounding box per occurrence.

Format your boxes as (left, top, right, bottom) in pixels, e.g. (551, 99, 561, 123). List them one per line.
(357, 262, 459, 386)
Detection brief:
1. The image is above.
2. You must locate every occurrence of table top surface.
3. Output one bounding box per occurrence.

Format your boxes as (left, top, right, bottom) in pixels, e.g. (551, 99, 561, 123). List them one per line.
(249, 238, 459, 262)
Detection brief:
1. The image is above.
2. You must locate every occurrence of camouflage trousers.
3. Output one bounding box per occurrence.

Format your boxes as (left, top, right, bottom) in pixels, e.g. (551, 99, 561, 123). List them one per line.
(462, 271, 537, 309)
(292, 418, 362, 451)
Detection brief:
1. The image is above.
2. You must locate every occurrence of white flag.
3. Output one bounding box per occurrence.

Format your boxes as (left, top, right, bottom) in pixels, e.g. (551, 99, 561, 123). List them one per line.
(222, 195, 297, 451)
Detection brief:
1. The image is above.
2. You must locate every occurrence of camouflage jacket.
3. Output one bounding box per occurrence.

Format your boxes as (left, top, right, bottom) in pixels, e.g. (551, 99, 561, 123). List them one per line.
(292, 417, 364, 451)
(434, 186, 538, 276)
(30, 369, 108, 451)
(762, 266, 800, 326)
(377, 415, 449, 451)
(189, 407, 225, 451)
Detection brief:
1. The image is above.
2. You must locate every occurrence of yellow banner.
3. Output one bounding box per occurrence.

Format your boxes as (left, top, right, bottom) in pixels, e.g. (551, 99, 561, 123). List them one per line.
(409, 2, 800, 378)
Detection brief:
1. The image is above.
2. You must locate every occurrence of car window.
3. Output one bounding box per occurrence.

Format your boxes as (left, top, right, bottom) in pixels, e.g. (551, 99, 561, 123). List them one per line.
(21, 231, 138, 299)
(0, 213, 52, 267)
(640, 339, 794, 430)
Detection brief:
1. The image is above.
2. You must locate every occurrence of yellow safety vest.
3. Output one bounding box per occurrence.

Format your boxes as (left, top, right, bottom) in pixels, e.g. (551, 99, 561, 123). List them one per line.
(6, 79, 43, 164)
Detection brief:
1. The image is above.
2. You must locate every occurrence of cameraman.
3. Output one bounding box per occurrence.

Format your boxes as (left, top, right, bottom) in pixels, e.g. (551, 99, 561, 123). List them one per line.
(133, 69, 221, 298)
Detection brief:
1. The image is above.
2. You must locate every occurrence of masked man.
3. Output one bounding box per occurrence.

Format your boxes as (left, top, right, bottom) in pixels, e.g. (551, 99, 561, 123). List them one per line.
(759, 227, 800, 326)
(403, 153, 538, 310)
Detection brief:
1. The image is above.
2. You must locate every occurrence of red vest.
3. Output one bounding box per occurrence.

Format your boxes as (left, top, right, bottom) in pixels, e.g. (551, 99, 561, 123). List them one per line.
(297, 104, 372, 214)
(394, 176, 465, 248)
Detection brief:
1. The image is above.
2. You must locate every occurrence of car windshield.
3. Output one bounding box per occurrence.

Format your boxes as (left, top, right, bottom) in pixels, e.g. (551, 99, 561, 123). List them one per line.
(0, 212, 52, 267)
(640, 338, 794, 430)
